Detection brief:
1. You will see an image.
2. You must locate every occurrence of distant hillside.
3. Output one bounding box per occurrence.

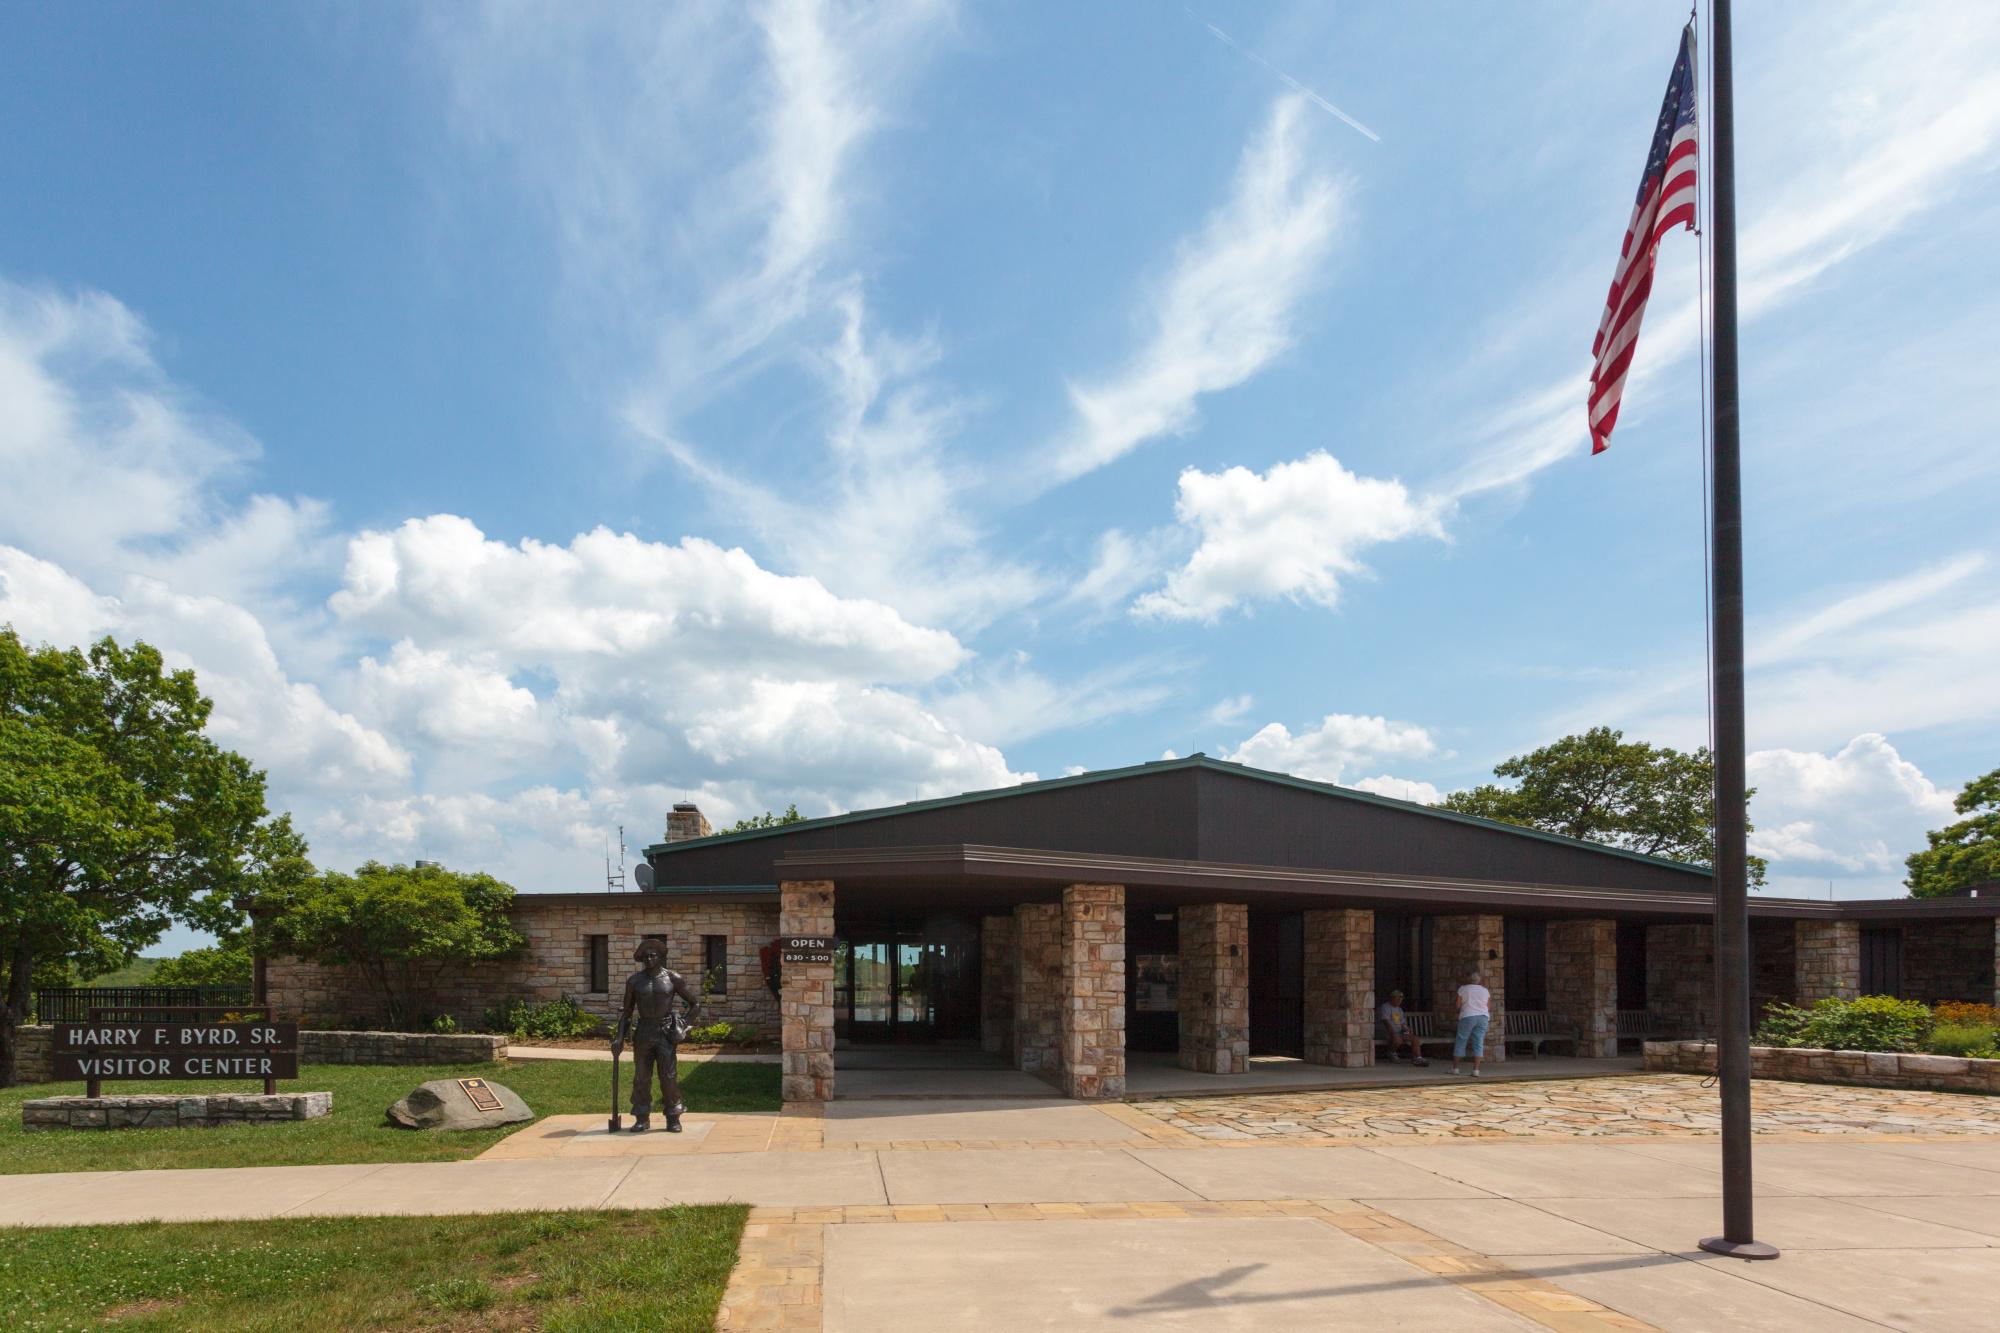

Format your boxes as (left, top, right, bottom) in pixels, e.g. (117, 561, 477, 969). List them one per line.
(81, 957, 167, 986)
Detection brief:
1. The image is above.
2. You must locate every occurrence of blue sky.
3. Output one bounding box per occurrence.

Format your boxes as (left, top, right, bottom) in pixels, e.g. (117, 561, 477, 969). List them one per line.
(4, 3, 1998, 948)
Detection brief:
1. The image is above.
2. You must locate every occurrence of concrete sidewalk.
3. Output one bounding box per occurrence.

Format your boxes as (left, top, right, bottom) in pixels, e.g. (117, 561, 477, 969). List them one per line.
(8, 1132, 2000, 1329)
(12, 1090, 2000, 1331)
(507, 1045, 778, 1063)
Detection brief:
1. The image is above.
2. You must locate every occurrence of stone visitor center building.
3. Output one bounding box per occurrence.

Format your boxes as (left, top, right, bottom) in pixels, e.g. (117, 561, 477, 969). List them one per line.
(262, 755, 2000, 1104)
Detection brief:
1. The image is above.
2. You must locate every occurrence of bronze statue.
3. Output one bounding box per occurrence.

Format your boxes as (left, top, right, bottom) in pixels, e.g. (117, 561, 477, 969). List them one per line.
(611, 938, 702, 1131)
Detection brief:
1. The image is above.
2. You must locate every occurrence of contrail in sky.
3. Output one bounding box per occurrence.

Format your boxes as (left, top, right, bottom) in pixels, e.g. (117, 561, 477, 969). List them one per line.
(1185, 8, 1381, 143)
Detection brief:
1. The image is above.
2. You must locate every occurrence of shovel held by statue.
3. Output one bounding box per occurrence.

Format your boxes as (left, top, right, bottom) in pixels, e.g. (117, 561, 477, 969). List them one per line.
(608, 1041, 623, 1134)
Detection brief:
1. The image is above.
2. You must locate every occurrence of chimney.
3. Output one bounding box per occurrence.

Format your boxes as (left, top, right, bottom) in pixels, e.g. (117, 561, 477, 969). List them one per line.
(665, 802, 711, 843)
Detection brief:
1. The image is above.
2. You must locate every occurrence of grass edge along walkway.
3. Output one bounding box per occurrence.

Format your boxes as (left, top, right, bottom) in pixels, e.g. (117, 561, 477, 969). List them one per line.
(0, 1205, 748, 1333)
(1, 1058, 780, 1175)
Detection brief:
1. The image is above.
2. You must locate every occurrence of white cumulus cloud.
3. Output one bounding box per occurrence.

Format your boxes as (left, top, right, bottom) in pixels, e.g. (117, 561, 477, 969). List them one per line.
(1136, 452, 1447, 621)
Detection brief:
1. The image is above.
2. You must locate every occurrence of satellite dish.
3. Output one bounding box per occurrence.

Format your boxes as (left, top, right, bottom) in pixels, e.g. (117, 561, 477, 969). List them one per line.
(634, 863, 655, 892)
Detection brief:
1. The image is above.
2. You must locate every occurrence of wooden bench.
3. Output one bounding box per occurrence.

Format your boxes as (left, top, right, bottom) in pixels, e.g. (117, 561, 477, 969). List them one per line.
(1375, 1010, 1479, 1061)
(1617, 1009, 1666, 1051)
(1502, 1010, 1579, 1057)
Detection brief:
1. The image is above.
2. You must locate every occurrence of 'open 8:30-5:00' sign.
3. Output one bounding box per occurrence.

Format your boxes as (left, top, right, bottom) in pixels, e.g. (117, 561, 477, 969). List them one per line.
(54, 1020, 300, 1081)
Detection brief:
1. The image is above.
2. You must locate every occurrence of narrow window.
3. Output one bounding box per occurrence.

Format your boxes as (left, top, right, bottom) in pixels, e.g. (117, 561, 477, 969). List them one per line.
(702, 934, 728, 996)
(587, 935, 609, 993)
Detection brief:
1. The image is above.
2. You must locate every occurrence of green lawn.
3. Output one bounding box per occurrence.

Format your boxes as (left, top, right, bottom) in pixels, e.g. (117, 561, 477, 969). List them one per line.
(2, 1058, 779, 1175)
(0, 1206, 747, 1333)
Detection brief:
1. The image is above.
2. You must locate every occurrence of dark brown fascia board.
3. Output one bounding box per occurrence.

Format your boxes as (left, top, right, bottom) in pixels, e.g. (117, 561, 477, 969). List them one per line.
(768, 844, 1998, 921)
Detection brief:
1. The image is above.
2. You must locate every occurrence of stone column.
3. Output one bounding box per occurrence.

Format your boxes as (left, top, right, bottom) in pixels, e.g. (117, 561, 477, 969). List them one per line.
(778, 879, 835, 1104)
(1060, 883, 1125, 1099)
(1993, 918, 2000, 1008)
(1546, 918, 1618, 1058)
(1303, 908, 1374, 1067)
(1177, 903, 1248, 1074)
(981, 914, 1018, 1056)
(1013, 902, 1062, 1073)
(1646, 922, 1715, 1037)
(1795, 919, 1861, 1002)
(1433, 914, 1506, 1061)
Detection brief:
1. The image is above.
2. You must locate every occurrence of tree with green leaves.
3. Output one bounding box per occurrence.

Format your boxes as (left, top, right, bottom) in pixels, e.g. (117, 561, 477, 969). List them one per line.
(151, 936, 254, 988)
(1439, 725, 1766, 884)
(725, 803, 806, 833)
(1, 629, 311, 1085)
(1905, 767, 1999, 898)
(258, 861, 525, 1029)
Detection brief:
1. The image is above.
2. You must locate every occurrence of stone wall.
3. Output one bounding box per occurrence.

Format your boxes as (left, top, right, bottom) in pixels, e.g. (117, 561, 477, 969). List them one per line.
(1646, 922, 1714, 1038)
(1432, 914, 1505, 1062)
(1749, 918, 1797, 1019)
(1013, 902, 1062, 1074)
(1176, 903, 1248, 1074)
(1796, 919, 1860, 1003)
(980, 914, 1018, 1056)
(1903, 919, 2000, 1004)
(1060, 884, 1125, 1099)
(1645, 1039, 2000, 1096)
(779, 880, 835, 1104)
(300, 1031, 506, 1065)
(24, 1092, 331, 1131)
(263, 896, 780, 1035)
(1547, 919, 1618, 1058)
(1303, 908, 1373, 1068)
(13, 1024, 53, 1084)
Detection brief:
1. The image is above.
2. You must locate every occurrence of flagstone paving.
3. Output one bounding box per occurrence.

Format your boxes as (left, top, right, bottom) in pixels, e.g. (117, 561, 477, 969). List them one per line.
(1132, 1074, 2000, 1142)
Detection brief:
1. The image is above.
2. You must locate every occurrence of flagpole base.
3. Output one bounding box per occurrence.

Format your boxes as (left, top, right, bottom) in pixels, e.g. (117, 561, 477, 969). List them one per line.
(1698, 1236, 1779, 1260)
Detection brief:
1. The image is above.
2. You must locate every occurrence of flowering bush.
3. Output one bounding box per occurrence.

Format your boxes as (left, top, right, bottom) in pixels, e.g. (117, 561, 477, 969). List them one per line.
(1933, 1001, 2000, 1029)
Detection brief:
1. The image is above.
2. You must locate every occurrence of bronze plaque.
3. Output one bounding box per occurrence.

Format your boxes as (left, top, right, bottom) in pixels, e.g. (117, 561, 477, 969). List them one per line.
(458, 1077, 505, 1113)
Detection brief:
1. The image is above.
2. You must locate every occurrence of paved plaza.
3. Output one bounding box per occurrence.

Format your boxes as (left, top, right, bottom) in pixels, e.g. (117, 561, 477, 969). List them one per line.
(1134, 1072, 2000, 1142)
(9, 1075, 2000, 1331)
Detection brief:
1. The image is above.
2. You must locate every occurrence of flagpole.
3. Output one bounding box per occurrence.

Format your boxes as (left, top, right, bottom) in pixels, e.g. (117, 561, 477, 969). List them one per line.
(1696, 0, 1777, 1262)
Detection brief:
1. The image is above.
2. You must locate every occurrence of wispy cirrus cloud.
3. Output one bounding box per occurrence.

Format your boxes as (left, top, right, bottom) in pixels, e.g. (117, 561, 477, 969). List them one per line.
(1041, 95, 1345, 489)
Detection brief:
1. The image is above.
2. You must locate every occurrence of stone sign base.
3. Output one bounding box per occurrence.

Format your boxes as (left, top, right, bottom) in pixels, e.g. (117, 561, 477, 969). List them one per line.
(22, 1092, 333, 1132)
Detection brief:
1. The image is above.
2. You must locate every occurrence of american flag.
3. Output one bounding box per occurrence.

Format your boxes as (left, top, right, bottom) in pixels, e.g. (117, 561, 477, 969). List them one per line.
(1589, 25, 1699, 454)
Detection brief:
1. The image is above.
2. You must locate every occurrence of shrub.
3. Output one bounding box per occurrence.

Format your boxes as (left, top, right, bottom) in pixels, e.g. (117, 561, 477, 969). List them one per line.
(1805, 995, 1932, 1052)
(429, 1013, 458, 1035)
(1969, 1045, 2000, 1061)
(1753, 1002, 1811, 1048)
(1926, 1024, 1999, 1057)
(687, 1021, 733, 1045)
(1758, 995, 1932, 1053)
(482, 995, 604, 1040)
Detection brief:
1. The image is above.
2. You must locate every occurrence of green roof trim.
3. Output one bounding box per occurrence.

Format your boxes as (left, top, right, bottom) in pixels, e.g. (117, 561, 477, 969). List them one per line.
(643, 754, 1715, 879)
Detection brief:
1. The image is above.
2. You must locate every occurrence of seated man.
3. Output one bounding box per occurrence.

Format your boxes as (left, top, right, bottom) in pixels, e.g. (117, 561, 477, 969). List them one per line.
(1377, 989, 1428, 1065)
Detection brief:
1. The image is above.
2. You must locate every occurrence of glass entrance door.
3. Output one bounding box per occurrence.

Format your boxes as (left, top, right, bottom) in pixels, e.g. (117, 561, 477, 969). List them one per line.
(834, 919, 979, 1043)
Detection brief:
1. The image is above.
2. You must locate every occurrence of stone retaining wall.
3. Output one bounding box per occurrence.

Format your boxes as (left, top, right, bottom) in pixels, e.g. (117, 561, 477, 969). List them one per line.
(301, 1030, 507, 1065)
(1644, 1039, 2000, 1095)
(24, 1092, 333, 1130)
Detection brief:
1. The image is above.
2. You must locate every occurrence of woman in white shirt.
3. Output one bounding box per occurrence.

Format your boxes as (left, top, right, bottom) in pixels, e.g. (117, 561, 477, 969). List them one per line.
(1452, 972, 1492, 1077)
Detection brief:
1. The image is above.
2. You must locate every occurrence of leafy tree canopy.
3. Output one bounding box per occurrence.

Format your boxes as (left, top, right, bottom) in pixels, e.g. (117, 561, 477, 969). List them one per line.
(151, 937, 254, 989)
(725, 804, 806, 833)
(1438, 726, 1766, 885)
(1, 629, 309, 1084)
(258, 861, 525, 1029)
(1905, 767, 2000, 899)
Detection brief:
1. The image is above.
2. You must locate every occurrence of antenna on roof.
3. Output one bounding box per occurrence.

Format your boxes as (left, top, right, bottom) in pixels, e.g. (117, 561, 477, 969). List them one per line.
(605, 825, 627, 892)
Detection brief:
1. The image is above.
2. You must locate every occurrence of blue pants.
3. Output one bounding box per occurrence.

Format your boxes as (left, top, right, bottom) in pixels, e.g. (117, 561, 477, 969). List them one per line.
(1454, 1014, 1489, 1060)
